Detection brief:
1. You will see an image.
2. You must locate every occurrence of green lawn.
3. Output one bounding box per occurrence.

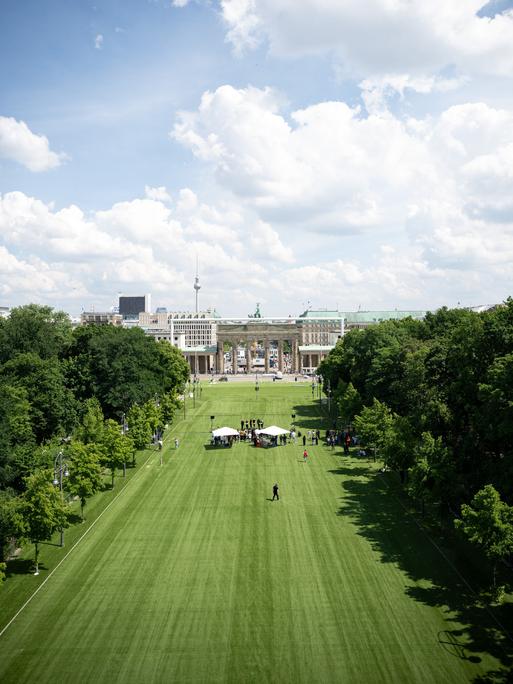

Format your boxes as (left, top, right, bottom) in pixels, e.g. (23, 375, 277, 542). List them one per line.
(0, 382, 511, 683)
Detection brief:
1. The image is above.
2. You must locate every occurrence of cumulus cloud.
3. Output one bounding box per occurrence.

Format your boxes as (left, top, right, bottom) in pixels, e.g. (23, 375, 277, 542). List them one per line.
(172, 84, 432, 232)
(0, 188, 294, 312)
(144, 185, 172, 202)
(220, 0, 513, 79)
(171, 84, 513, 308)
(0, 116, 66, 172)
(94, 34, 104, 50)
(359, 74, 468, 115)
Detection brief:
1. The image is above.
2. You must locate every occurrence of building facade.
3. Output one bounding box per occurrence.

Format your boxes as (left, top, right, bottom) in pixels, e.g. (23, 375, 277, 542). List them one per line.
(81, 300, 427, 375)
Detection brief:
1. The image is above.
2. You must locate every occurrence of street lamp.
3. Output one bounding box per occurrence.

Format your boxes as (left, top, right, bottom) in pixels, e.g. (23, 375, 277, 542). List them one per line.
(53, 450, 69, 548)
(210, 415, 215, 431)
(291, 413, 296, 429)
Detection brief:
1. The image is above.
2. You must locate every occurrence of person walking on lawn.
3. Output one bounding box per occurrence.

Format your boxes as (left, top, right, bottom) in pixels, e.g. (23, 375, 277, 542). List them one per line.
(272, 483, 279, 501)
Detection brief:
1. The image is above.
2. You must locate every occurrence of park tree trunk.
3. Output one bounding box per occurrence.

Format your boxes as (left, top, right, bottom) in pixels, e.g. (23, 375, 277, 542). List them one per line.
(80, 497, 85, 521)
(111, 468, 115, 489)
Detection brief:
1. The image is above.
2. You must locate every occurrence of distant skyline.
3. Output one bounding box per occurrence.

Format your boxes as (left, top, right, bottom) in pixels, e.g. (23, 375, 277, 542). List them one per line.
(1, 0, 513, 315)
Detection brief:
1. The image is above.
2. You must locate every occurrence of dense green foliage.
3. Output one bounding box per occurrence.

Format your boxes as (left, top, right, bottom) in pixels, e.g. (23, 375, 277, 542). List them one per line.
(320, 300, 513, 505)
(455, 485, 513, 588)
(0, 304, 189, 572)
(319, 300, 513, 585)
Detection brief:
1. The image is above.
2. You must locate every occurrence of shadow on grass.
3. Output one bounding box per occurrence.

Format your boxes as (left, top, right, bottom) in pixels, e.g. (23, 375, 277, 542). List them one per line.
(335, 463, 513, 682)
(5, 558, 44, 577)
(67, 512, 83, 526)
(292, 402, 333, 431)
(327, 466, 369, 478)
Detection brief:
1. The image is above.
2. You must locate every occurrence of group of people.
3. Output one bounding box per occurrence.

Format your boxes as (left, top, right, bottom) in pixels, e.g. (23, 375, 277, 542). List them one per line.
(325, 429, 355, 454)
(241, 418, 264, 430)
(303, 429, 321, 446)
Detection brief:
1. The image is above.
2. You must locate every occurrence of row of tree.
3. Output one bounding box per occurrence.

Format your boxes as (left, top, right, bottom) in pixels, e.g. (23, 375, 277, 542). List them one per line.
(0, 305, 189, 576)
(319, 300, 513, 590)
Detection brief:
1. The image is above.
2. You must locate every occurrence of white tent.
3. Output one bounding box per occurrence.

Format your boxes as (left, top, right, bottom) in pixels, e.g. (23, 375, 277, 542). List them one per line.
(255, 425, 290, 436)
(212, 427, 239, 438)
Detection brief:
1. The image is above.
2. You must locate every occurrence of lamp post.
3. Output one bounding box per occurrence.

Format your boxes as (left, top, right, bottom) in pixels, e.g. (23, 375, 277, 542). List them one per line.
(210, 415, 215, 431)
(53, 450, 69, 547)
(291, 413, 296, 430)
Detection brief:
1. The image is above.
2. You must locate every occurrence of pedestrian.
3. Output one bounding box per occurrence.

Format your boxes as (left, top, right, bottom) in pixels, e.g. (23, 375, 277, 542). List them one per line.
(302, 434, 306, 446)
(158, 439, 163, 450)
(174, 438, 179, 449)
(303, 449, 308, 462)
(272, 483, 279, 501)
(345, 433, 351, 454)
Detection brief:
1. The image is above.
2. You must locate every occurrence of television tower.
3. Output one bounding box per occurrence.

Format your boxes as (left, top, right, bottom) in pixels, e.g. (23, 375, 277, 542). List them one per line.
(193, 257, 201, 314)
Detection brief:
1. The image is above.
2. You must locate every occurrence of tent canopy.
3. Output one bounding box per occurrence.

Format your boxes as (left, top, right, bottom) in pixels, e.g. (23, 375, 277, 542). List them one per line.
(212, 427, 239, 437)
(255, 425, 290, 436)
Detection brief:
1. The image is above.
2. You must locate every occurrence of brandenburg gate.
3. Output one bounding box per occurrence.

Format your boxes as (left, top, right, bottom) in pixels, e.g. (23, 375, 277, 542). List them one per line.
(216, 321, 301, 374)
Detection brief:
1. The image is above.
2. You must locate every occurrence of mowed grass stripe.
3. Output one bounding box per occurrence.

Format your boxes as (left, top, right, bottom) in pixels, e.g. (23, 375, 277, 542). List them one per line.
(0, 383, 504, 683)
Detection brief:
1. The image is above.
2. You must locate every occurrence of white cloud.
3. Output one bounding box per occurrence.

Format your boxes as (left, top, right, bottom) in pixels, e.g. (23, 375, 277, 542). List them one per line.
(220, 0, 513, 79)
(144, 185, 172, 202)
(172, 84, 513, 308)
(172, 0, 191, 6)
(94, 34, 104, 50)
(0, 116, 66, 172)
(172, 85, 432, 232)
(359, 74, 468, 115)
(0, 188, 294, 312)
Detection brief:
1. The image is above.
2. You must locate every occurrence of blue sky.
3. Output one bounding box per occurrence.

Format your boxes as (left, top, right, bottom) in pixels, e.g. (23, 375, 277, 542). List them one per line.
(1, 0, 513, 315)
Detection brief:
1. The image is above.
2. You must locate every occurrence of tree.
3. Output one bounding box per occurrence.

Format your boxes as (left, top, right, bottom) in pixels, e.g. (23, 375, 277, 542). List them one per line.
(126, 404, 152, 451)
(156, 340, 189, 394)
(99, 420, 134, 486)
(336, 382, 362, 427)
(142, 400, 162, 438)
(455, 484, 513, 589)
(74, 398, 104, 444)
(66, 326, 186, 418)
(20, 470, 70, 575)
(382, 415, 417, 483)
(159, 392, 180, 425)
(67, 442, 103, 520)
(354, 399, 393, 459)
(0, 381, 34, 490)
(0, 490, 25, 562)
(408, 432, 454, 516)
(1, 353, 78, 442)
(0, 304, 72, 363)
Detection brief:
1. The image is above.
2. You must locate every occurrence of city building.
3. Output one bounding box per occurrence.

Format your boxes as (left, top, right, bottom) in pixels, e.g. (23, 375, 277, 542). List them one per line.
(119, 294, 151, 319)
(80, 311, 123, 326)
(81, 292, 427, 375)
(138, 309, 219, 373)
